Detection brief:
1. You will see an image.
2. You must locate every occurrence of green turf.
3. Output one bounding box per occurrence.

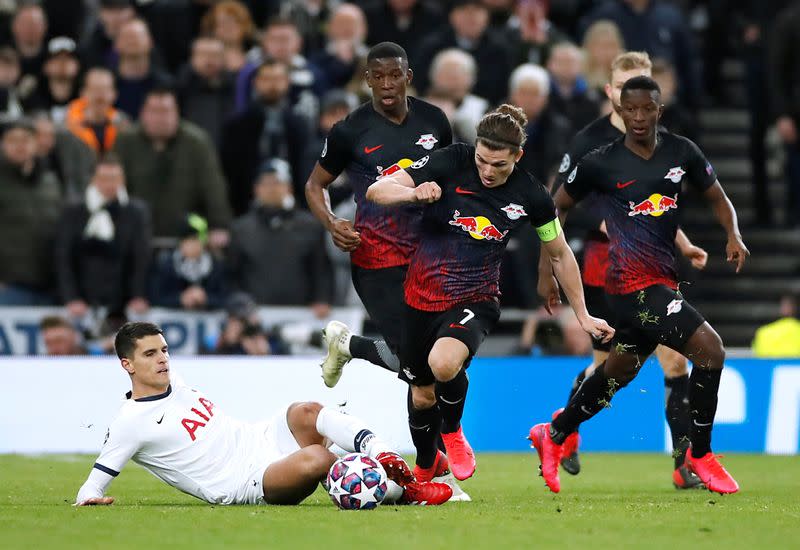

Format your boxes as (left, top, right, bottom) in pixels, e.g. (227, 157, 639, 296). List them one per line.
(1, 453, 798, 549)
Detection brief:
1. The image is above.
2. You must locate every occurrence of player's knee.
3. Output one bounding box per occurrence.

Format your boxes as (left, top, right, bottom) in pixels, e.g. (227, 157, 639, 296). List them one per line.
(287, 402, 324, 431)
(302, 445, 337, 478)
(662, 354, 688, 378)
(428, 351, 462, 382)
(411, 386, 436, 409)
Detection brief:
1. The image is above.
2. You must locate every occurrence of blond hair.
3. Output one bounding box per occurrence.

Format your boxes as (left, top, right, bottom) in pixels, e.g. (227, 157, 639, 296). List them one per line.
(610, 51, 652, 74)
(583, 20, 625, 89)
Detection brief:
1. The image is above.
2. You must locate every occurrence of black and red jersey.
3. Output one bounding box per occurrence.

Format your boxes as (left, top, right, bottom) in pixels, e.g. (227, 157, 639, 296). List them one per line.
(404, 143, 558, 312)
(554, 115, 621, 287)
(564, 132, 717, 295)
(318, 97, 452, 269)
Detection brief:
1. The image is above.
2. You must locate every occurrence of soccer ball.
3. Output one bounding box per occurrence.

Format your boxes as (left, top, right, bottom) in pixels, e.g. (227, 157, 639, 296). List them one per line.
(327, 453, 388, 510)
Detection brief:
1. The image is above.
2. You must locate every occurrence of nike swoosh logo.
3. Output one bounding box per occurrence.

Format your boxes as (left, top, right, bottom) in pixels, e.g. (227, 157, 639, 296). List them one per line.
(439, 396, 464, 405)
(616, 179, 636, 189)
(156, 413, 165, 424)
(449, 323, 467, 329)
(693, 420, 713, 427)
(455, 186, 476, 195)
(580, 405, 593, 415)
(364, 144, 383, 154)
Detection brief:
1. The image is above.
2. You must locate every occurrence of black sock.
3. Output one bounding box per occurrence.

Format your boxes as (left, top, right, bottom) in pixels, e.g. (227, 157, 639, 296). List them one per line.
(567, 369, 588, 404)
(551, 363, 623, 443)
(437, 370, 469, 434)
(349, 335, 400, 373)
(688, 367, 722, 457)
(407, 388, 441, 468)
(664, 374, 691, 468)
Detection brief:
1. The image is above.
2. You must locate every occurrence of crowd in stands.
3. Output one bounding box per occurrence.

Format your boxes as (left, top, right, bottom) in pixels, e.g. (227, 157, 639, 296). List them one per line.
(0, 0, 795, 354)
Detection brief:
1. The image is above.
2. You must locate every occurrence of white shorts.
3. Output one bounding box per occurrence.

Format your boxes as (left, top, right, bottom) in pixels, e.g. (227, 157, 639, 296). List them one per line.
(235, 405, 302, 505)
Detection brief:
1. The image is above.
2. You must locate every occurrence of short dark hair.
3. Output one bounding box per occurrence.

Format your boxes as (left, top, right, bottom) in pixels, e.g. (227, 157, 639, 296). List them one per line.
(144, 85, 178, 103)
(256, 58, 289, 76)
(114, 322, 163, 359)
(367, 42, 408, 64)
(621, 75, 661, 97)
(39, 315, 74, 332)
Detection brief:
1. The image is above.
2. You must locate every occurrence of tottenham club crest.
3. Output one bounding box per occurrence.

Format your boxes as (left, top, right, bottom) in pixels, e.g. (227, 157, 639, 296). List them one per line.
(501, 203, 527, 220)
(558, 153, 571, 173)
(666, 299, 683, 316)
(415, 134, 438, 150)
(664, 166, 686, 183)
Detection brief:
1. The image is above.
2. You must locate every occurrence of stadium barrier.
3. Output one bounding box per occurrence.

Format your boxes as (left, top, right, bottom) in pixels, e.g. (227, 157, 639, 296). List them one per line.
(1, 357, 797, 455)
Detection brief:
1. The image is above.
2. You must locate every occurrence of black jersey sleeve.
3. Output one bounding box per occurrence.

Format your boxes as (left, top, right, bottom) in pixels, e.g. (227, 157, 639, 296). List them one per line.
(553, 134, 589, 191)
(405, 143, 467, 187)
(562, 153, 600, 203)
(317, 119, 353, 177)
(526, 178, 560, 242)
(682, 137, 717, 191)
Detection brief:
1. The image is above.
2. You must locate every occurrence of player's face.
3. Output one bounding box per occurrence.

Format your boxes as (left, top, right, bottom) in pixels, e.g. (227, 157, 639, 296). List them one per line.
(366, 57, 411, 111)
(619, 89, 662, 141)
(605, 68, 651, 111)
(475, 142, 523, 188)
(123, 334, 170, 390)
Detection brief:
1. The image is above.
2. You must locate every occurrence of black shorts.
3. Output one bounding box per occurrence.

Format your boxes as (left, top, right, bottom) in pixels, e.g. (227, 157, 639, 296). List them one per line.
(398, 300, 501, 387)
(584, 283, 613, 352)
(607, 285, 706, 358)
(351, 265, 407, 352)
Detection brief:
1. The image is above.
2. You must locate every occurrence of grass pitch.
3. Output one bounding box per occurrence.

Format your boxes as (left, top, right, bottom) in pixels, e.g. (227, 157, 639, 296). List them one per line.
(1, 453, 798, 550)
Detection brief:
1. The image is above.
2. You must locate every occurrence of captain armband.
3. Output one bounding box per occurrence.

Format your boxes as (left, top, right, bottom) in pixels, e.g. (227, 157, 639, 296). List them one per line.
(535, 218, 562, 243)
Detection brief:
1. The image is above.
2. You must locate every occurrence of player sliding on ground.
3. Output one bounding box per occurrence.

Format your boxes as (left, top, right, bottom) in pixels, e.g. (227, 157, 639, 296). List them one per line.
(530, 76, 749, 495)
(365, 104, 614, 483)
(74, 322, 452, 506)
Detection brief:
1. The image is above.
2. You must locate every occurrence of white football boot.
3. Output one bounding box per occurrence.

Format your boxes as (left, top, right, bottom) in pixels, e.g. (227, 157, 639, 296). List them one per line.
(321, 320, 353, 387)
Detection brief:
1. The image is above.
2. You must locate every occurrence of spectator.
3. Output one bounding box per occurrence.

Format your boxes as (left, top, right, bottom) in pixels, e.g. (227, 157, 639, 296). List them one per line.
(651, 58, 697, 143)
(546, 42, 601, 133)
(20, 37, 81, 124)
(176, 36, 236, 148)
(426, 48, 487, 144)
(222, 60, 312, 215)
(228, 158, 333, 314)
(578, 0, 699, 110)
(199, 0, 257, 74)
(79, 0, 136, 70)
(516, 305, 592, 356)
(414, 0, 513, 105)
(504, 0, 571, 67)
(0, 47, 23, 116)
(65, 67, 129, 155)
(114, 87, 232, 242)
(235, 16, 317, 123)
(0, 117, 61, 306)
(508, 63, 571, 184)
(582, 20, 625, 93)
(277, 0, 331, 55)
(112, 18, 172, 118)
(770, 3, 800, 228)
(40, 315, 87, 355)
(32, 111, 95, 200)
(149, 215, 226, 310)
(211, 291, 273, 355)
(308, 3, 368, 98)
(54, 153, 151, 318)
(752, 295, 800, 358)
(483, 0, 516, 29)
(363, 1, 446, 63)
(11, 2, 47, 82)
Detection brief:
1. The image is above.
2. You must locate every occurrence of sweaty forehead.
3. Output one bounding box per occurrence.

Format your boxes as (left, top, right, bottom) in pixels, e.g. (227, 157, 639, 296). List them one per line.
(620, 88, 659, 104)
(367, 57, 406, 72)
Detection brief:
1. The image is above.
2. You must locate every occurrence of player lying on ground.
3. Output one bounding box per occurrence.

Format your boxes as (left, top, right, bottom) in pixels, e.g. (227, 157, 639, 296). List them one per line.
(544, 50, 708, 489)
(75, 322, 452, 506)
(364, 104, 614, 483)
(530, 76, 749, 495)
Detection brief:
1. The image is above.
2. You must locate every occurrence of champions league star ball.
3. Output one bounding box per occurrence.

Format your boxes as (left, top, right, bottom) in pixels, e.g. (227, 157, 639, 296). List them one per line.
(327, 453, 388, 510)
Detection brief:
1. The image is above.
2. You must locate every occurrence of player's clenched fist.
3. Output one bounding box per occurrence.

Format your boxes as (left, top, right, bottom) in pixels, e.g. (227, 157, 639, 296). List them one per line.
(414, 181, 441, 203)
(328, 217, 361, 252)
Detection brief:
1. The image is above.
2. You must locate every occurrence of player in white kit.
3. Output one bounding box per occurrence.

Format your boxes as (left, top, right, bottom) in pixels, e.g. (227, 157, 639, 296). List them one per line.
(75, 322, 453, 506)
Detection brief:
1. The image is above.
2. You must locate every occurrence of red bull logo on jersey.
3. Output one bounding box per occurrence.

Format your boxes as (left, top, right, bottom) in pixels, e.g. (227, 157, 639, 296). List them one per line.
(664, 166, 686, 183)
(449, 210, 508, 241)
(628, 193, 679, 217)
(501, 203, 527, 220)
(376, 158, 414, 179)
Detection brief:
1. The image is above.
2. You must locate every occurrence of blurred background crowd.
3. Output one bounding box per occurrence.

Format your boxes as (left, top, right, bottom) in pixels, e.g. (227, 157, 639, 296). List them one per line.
(0, 0, 798, 357)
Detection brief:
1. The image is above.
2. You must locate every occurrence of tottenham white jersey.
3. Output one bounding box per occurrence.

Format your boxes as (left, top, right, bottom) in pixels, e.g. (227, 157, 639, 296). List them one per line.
(83, 379, 290, 505)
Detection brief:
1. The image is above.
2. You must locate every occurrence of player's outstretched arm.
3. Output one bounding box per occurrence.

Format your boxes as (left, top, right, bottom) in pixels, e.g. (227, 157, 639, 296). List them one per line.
(75, 468, 116, 506)
(537, 186, 576, 313)
(542, 232, 614, 343)
(366, 170, 441, 206)
(702, 181, 750, 273)
(305, 163, 361, 252)
(674, 228, 708, 270)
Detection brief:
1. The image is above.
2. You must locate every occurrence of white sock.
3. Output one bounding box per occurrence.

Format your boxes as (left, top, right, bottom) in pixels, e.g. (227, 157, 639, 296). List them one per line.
(315, 407, 394, 458)
(383, 480, 404, 504)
